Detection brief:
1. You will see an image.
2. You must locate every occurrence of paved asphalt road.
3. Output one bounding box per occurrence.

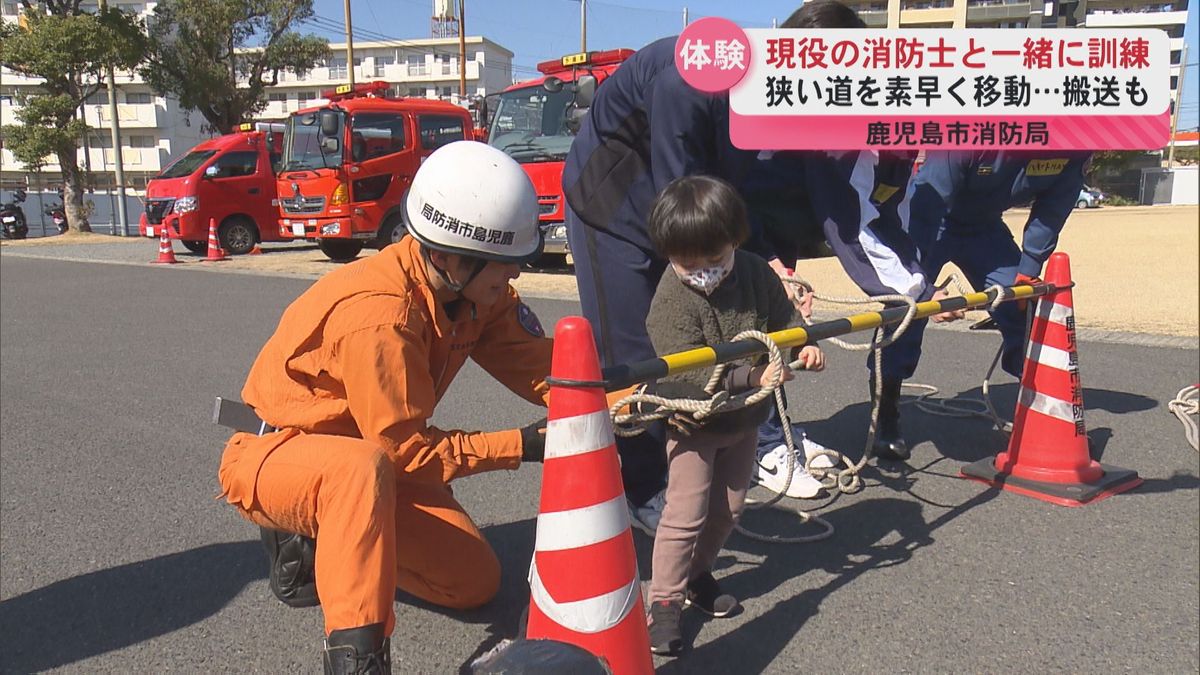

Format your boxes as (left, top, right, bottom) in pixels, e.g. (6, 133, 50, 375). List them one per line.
(1, 257, 1197, 674)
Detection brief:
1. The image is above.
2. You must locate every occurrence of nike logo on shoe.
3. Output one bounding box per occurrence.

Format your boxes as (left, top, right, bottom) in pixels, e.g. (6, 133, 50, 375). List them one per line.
(756, 461, 781, 477)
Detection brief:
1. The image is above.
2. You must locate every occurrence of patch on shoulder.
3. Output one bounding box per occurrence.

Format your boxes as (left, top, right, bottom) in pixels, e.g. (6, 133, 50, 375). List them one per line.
(517, 302, 545, 337)
(870, 183, 900, 205)
(1026, 158, 1068, 177)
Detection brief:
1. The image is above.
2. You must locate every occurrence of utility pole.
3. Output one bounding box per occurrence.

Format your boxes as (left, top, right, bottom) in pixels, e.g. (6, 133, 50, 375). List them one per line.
(683, 6, 689, 27)
(580, 0, 587, 52)
(458, 0, 467, 99)
(344, 0, 355, 86)
(97, 0, 128, 236)
(1167, 42, 1188, 167)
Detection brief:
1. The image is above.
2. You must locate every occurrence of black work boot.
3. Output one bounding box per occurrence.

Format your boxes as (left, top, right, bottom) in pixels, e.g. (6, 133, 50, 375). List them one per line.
(870, 376, 910, 462)
(323, 623, 392, 675)
(261, 526, 320, 608)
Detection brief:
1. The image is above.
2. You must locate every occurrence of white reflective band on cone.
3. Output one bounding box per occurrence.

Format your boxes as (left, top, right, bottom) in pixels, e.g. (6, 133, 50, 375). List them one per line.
(1025, 340, 1074, 372)
(1019, 388, 1079, 424)
(1036, 299, 1073, 327)
(545, 410, 614, 460)
(528, 561, 640, 634)
(535, 495, 630, 552)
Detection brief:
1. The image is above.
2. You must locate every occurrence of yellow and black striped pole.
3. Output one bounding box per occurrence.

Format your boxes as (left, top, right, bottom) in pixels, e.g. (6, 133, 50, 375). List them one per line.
(596, 282, 1060, 392)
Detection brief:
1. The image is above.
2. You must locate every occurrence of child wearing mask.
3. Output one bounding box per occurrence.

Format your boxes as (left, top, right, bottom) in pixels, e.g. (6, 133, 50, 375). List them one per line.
(642, 175, 825, 655)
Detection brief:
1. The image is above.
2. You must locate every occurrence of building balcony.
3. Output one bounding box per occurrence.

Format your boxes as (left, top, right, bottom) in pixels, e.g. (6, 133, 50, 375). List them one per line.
(855, 8, 891, 26)
(1085, 0, 1187, 9)
(1, 147, 21, 170)
(966, 2, 1034, 20)
(899, 6, 959, 24)
(398, 61, 481, 83)
(0, 98, 16, 126)
(1, 146, 164, 174)
(1085, 9, 1189, 25)
(262, 100, 291, 118)
(81, 103, 162, 129)
(87, 147, 164, 173)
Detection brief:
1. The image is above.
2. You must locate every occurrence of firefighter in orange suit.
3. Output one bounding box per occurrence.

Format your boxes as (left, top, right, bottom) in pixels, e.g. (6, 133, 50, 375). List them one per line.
(217, 141, 551, 675)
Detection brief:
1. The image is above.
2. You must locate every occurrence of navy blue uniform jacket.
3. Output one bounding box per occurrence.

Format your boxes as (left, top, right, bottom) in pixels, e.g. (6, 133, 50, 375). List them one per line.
(562, 36, 758, 253)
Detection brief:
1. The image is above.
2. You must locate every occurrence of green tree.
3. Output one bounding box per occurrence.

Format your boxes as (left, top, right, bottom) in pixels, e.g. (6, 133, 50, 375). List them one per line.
(0, 2, 146, 233)
(141, 0, 329, 134)
(1086, 150, 1153, 183)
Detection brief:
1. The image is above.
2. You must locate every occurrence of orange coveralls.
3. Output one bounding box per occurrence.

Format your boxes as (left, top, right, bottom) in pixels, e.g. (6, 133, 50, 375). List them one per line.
(218, 236, 552, 635)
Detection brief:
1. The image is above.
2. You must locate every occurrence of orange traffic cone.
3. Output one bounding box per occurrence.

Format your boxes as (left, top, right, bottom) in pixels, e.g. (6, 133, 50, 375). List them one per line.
(151, 219, 178, 264)
(962, 253, 1141, 506)
(248, 243, 263, 255)
(525, 316, 653, 675)
(203, 218, 226, 262)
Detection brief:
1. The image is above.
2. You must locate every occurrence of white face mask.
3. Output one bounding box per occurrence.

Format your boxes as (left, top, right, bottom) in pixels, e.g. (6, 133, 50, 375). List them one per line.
(672, 253, 735, 296)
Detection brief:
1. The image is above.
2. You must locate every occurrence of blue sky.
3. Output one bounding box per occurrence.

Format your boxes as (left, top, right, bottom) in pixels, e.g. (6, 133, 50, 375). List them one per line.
(309, 0, 1198, 130)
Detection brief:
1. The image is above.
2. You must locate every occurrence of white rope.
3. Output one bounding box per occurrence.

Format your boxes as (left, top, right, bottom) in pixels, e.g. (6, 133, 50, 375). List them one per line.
(790, 273, 1014, 434)
(1168, 384, 1199, 451)
(609, 330, 787, 436)
(607, 275, 1019, 546)
(608, 330, 844, 544)
(731, 274, 1013, 545)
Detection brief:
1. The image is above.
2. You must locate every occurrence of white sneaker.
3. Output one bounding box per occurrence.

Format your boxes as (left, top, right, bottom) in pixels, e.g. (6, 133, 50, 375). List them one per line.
(754, 444, 824, 499)
(628, 489, 666, 535)
(799, 435, 838, 470)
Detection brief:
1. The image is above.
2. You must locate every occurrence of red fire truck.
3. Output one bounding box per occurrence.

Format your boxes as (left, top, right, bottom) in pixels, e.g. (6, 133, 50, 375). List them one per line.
(140, 123, 285, 254)
(277, 81, 474, 261)
(485, 49, 632, 266)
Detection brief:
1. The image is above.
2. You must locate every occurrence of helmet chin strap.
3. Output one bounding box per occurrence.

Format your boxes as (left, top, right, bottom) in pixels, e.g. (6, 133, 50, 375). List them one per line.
(422, 246, 488, 295)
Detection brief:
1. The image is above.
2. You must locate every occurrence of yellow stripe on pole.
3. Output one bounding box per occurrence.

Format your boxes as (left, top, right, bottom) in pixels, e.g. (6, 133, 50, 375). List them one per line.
(847, 313, 883, 332)
(662, 347, 718, 374)
(754, 326, 810, 350)
(638, 284, 1047, 383)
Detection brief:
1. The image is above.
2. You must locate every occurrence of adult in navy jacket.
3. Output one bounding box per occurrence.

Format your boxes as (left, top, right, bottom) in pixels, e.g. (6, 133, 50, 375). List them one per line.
(869, 150, 1091, 460)
(562, 34, 759, 520)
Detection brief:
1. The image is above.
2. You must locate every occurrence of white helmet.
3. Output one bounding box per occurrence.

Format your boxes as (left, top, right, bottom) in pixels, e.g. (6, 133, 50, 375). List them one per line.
(404, 141, 542, 264)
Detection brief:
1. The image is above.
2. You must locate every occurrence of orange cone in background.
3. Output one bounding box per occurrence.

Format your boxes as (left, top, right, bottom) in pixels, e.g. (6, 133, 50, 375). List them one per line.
(961, 252, 1141, 506)
(203, 218, 226, 262)
(525, 316, 653, 675)
(248, 243, 263, 255)
(151, 218, 177, 264)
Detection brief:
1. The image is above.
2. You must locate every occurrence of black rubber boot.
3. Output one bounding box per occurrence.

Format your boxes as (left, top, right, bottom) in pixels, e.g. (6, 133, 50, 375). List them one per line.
(870, 376, 910, 462)
(261, 526, 320, 608)
(323, 623, 392, 675)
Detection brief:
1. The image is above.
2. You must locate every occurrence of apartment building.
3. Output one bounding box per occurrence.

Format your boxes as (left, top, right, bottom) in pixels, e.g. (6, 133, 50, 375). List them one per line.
(843, 0, 1189, 107)
(0, 0, 212, 192)
(2, 0, 514, 193)
(1085, 0, 1190, 93)
(254, 38, 513, 121)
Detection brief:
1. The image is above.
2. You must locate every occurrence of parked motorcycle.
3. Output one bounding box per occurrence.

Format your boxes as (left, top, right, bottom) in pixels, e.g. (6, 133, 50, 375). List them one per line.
(1, 189, 29, 240)
(45, 195, 67, 235)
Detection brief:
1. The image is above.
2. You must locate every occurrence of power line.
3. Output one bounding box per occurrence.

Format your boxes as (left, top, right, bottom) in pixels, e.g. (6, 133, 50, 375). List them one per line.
(303, 11, 567, 65)
(273, 18, 540, 94)
(585, 0, 773, 26)
(362, 0, 385, 37)
(300, 13, 535, 79)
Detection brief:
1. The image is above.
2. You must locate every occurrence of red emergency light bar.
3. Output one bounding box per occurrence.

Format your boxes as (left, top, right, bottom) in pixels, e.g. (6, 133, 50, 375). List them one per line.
(536, 49, 635, 75)
(321, 80, 391, 102)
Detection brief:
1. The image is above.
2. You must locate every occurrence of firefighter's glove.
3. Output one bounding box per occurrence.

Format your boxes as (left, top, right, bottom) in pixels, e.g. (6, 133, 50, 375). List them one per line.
(1014, 273, 1043, 312)
(521, 417, 548, 463)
